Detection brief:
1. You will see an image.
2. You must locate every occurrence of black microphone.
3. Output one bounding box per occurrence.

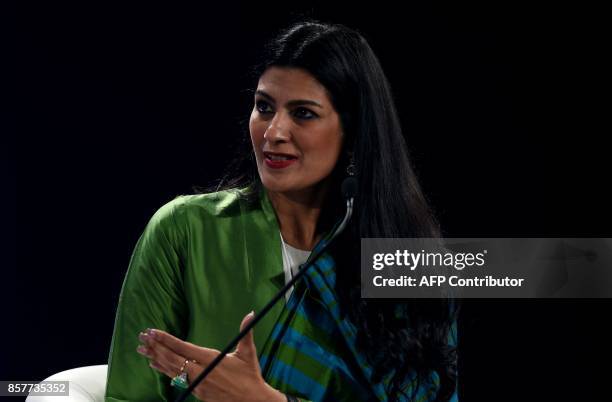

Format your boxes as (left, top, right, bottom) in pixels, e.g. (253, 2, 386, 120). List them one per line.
(174, 178, 358, 401)
(341, 176, 357, 200)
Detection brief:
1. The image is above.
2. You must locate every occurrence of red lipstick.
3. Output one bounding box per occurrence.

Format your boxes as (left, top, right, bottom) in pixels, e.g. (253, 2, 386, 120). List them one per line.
(263, 152, 298, 169)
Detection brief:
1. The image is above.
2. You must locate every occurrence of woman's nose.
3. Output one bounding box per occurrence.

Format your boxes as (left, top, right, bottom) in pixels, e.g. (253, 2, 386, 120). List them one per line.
(263, 112, 291, 142)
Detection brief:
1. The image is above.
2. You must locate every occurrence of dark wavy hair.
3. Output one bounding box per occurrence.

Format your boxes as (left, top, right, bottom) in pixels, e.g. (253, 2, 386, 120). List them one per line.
(206, 20, 458, 401)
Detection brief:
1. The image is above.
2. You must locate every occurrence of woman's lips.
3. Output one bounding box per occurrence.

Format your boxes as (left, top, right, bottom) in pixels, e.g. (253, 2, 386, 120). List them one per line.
(263, 152, 298, 169)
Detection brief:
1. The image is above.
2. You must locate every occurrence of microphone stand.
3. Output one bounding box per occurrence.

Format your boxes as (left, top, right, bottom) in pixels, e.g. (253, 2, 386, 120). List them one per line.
(175, 179, 356, 402)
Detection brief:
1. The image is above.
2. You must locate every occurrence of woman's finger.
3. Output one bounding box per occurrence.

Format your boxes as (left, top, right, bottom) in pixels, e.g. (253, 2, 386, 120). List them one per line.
(140, 334, 190, 374)
(138, 336, 204, 387)
(144, 328, 218, 363)
(148, 357, 173, 378)
(234, 311, 258, 363)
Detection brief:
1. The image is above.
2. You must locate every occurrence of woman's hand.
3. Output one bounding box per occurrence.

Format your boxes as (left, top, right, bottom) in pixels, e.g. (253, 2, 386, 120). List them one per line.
(136, 311, 286, 402)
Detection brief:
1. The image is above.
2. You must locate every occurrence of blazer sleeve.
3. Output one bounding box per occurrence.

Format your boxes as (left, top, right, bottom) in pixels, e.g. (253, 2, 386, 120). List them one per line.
(105, 198, 190, 402)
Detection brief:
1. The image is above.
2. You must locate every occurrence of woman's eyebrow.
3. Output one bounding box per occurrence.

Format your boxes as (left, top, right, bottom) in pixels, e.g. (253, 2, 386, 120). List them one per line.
(255, 90, 323, 109)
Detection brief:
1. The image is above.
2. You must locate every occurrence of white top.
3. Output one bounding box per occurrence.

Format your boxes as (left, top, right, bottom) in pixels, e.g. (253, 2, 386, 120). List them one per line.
(280, 232, 312, 301)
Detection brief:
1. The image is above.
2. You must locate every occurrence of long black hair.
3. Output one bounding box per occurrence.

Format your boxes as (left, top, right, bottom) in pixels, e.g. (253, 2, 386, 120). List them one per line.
(207, 20, 458, 401)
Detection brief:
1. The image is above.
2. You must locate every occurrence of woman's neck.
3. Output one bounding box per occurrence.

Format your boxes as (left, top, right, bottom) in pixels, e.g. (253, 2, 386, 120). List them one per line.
(266, 181, 330, 251)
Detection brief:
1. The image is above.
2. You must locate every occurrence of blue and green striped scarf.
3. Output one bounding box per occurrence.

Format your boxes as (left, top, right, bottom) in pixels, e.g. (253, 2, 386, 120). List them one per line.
(258, 221, 458, 401)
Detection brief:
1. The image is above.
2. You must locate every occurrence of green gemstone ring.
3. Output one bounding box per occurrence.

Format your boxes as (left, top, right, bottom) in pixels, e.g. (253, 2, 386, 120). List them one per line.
(171, 358, 195, 390)
(171, 372, 189, 389)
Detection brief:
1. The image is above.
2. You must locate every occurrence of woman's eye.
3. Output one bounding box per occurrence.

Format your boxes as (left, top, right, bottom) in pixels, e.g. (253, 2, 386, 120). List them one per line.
(255, 100, 272, 114)
(255, 101, 317, 120)
(293, 107, 317, 120)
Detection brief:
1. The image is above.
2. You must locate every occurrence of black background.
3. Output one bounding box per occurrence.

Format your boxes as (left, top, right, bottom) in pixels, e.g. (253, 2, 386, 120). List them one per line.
(10, 1, 610, 401)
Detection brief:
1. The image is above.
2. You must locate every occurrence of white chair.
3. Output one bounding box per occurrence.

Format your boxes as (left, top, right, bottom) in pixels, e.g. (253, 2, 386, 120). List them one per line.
(26, 365, 108, 402)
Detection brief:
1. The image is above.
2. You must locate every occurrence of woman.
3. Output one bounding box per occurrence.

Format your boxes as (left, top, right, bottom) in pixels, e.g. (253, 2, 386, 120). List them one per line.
(105, 20, 458, 402)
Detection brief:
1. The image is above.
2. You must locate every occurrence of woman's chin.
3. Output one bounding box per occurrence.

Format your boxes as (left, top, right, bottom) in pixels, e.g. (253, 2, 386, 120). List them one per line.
(261, 174, 313, 194)
(261, 177, 297, 194)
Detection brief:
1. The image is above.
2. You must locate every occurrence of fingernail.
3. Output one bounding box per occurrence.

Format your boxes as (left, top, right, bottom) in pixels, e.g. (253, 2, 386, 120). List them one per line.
(146, 328, 158, 339)
(138, 332, 150, 343)
(136, 345, 151, 357)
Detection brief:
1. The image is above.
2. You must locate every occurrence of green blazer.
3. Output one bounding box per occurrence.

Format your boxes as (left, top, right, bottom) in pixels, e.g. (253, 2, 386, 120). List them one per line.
(105, 187, 291, 401)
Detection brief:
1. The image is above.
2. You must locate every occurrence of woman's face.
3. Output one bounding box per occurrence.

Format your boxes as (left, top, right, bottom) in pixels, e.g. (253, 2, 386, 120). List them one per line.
(249, 66, 344, 196)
